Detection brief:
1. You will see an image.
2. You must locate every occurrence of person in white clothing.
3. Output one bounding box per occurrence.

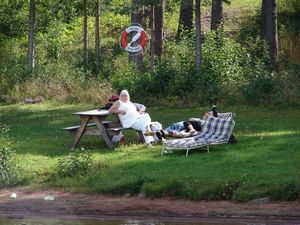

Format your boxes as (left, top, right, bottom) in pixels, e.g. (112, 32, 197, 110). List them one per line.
(109, 90, 154, 148)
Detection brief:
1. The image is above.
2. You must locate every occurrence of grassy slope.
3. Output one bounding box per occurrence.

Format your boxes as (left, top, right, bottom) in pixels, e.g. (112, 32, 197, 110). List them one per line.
(0, 103, 299, 201)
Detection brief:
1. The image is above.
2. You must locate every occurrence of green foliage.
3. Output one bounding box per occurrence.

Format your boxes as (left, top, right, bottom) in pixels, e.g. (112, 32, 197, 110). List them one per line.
(0, 124, 19, 187)
(146, 61, 176, 96)
(57, 150, 93, 178)
(201, 30, 245, 103)
(0, 35, 31, 93)
(240, 37, 281, 105)
(110, 29, 286, 105)
(112, 64, 141, 94)
(1, 0, 300, 106)
(278, 0, 300, 14)
(276, 62, 300, 105)
(0, 0, 28, 37)
(243, 75, 281, 105)
(0, 146, 18, 187)
(101, 0, 131, 15)
(238, 9, 261, 42)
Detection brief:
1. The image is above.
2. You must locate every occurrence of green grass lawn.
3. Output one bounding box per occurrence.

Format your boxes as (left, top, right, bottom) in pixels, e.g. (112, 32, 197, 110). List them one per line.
(0, 103, 299, 201)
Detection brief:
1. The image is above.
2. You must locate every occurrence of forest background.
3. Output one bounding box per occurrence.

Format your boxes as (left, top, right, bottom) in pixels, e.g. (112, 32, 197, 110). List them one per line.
(0, 0, 300, 106)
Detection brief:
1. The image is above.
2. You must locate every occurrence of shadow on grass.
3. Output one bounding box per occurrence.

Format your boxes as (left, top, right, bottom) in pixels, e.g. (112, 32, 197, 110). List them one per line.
(1, 104, 300, 200)
(80, 137, 300, 201)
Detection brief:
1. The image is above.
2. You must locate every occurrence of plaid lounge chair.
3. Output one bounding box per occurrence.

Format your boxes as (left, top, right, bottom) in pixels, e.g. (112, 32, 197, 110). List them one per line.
(218, 112, 234, 119)
(161, 116, 235, 156)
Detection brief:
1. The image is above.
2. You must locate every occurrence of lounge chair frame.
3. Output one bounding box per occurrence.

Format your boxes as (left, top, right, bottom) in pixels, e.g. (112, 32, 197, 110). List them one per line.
(161, 116, 235, 156)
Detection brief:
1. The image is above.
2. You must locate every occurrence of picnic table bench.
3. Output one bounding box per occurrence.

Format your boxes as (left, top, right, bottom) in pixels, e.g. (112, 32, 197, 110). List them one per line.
(63, 109, 145, 149)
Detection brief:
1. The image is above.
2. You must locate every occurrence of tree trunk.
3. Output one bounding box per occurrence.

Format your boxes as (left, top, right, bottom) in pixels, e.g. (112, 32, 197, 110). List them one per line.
(28, 0, 36, 73)
(211, 0, 223, 31)
(261, 0, 267, 38)
(261, 0, 278, 71)
(129, 0, 145, 71)
(131, 0, 145, 27)
(83, 0, 88, 69)
(195, 0, 202, 74)
(154, 0, 165, 60)
(150, 4, 155, 73)
(95, 0, 100, 77)
(176, 0, 193, 41)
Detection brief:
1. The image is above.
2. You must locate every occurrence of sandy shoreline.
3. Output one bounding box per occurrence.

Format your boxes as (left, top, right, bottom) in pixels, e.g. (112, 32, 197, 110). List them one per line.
(0, 186, 299, 224)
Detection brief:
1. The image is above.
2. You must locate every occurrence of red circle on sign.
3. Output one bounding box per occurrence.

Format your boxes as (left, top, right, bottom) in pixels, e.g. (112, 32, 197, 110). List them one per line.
(121, 28, 147, 52)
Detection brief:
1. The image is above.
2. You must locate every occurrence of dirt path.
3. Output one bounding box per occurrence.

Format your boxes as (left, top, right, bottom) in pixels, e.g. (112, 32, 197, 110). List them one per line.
(0, 186, 300, 224)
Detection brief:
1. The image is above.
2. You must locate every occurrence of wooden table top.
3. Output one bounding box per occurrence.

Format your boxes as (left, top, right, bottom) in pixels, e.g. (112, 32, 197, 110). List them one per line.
(73, 109, 111, 116)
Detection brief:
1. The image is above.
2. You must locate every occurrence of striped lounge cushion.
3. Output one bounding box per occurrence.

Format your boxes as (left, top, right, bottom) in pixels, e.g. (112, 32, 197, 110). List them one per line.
(163, 116, 235, 149)
(194, 116, 235, 144)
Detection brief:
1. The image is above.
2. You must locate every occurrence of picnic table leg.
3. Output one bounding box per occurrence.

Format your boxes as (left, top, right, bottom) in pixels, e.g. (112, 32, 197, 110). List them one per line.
(92, 116, 115, 149)
(70, 115, 90, 149)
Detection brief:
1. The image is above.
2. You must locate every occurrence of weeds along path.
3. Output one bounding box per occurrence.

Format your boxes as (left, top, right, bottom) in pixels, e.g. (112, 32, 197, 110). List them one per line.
(0, 186, 300, 224)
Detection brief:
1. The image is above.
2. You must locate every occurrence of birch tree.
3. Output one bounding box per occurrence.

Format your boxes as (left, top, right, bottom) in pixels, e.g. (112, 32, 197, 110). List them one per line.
(95, 0, 100, 76)
(83, 0, 88, 69)
(195, 0, 202, 73)
(28, 0, 36, 73)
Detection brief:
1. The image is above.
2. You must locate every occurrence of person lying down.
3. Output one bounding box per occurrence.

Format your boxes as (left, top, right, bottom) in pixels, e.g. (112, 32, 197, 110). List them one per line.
(163, 105, 218, 138)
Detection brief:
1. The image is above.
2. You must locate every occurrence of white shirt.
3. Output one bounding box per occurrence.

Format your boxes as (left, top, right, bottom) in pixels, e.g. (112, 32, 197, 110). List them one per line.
(118, 101, 140, 128)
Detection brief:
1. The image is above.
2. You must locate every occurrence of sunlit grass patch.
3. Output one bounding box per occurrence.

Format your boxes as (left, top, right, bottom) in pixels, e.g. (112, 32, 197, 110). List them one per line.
(242, 130, 299, 137)
(0, 103, 299, 201)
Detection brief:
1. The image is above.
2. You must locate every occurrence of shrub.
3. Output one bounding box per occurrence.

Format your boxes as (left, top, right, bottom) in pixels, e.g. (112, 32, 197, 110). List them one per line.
(277, 62, 300, 105)
(0, 146, 18, 187)
(239, 37, 280, 105)
(57, 150, 93, 178)
(0, 124, 19, 187)
(243, 74, 282, 105)
(112, 64, 140, 94)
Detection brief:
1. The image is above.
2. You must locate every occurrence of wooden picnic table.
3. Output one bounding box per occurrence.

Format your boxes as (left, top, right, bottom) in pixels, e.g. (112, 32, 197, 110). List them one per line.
(65, 109, 144, 149)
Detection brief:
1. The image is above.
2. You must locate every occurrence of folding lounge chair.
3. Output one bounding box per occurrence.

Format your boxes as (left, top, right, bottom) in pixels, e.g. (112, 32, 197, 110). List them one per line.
(161, 116, 235, 156)
(218, 112, 234, 119)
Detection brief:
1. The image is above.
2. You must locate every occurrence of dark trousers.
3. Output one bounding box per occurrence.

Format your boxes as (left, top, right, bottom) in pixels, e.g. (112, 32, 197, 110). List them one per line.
(183, 121, 203, 132)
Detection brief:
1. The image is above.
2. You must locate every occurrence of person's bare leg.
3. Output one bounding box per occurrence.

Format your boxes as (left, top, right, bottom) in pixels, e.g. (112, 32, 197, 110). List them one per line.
(188, 124, 196, 133)
(203, 112, 212, 120)
(144, 124, 155, 136)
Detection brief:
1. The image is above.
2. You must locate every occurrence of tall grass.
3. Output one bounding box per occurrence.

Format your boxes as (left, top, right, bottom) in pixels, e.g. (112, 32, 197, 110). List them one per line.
(10, 77, 113, 105)
(229, 0, 261, 8)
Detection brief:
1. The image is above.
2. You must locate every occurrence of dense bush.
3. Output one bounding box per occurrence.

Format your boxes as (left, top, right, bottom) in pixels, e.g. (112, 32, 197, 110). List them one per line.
(0, 0, 299, 106)
(0, 124, 19, 187)
(57, 150, 93, 177)
(110, 30, 278, 105)
(276, 62, 300, 105)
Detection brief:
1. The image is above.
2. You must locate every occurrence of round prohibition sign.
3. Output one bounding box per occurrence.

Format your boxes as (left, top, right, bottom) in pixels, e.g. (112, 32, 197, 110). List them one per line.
(121, 25, 147, 53)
